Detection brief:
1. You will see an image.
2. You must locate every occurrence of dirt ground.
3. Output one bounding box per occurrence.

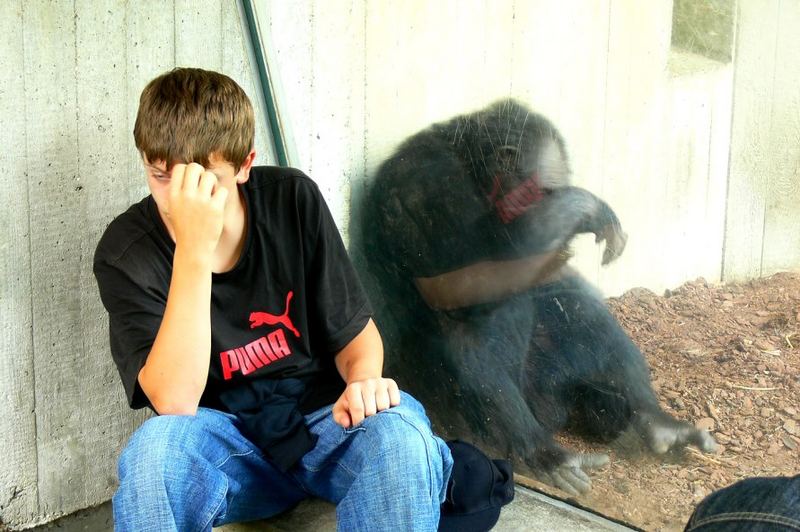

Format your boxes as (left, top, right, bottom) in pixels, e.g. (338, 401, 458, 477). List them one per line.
(525, 272, 800, 531)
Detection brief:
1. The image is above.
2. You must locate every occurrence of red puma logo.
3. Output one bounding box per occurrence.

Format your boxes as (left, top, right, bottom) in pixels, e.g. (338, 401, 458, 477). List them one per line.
(249, 291, 301, 338)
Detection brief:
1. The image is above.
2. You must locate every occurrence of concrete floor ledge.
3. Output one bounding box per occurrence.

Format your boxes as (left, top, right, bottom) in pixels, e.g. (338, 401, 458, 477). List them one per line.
(27, 486, 635, 531)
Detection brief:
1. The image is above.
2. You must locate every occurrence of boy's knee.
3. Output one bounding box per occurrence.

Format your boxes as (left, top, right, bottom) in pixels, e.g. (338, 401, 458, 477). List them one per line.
(114, 414, 233, 529)
(364, 398, 452, 492)
(368, 393, 433, 447)
(119, 414, 205, 475)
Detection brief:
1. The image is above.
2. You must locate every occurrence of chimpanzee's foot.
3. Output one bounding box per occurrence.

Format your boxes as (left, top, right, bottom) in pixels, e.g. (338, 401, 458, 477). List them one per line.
(634, 411, 718, 454)
(528, 445, 609, 496)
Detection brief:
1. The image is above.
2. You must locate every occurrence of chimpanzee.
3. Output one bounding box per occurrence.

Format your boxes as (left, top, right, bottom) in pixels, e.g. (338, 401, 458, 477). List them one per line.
(359, 99, 717, 496)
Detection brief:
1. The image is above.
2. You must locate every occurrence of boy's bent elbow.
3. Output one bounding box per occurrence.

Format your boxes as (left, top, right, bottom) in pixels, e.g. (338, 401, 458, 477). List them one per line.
(155, 404, 199, 417)
(149, 394, 200, 416)
(138, 365, 204, 416)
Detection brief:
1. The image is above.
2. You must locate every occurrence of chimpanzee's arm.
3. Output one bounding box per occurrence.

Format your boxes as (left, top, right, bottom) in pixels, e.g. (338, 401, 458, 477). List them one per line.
(414, 186, 625, 310)
(499, 186, 623, 255)
(414, 249, 571, 310)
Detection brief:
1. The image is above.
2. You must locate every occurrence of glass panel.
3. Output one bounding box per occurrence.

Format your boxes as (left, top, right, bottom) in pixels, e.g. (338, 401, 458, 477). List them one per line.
(252, 1, 800, 529)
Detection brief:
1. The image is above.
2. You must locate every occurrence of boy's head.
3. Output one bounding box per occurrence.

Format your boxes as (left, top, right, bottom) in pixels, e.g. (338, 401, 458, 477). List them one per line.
(134, 67, 255, 173)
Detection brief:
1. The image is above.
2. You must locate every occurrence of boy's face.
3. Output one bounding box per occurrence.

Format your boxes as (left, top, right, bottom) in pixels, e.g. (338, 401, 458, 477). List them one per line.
(142, 151, 255, 224)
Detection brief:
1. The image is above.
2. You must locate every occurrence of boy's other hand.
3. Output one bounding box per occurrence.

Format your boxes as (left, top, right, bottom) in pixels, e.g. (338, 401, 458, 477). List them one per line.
(168, 163, 229, 256)
(332, 377, 401, 428)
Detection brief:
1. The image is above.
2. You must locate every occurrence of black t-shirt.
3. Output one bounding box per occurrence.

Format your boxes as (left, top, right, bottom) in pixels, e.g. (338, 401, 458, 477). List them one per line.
(94, 166, 372, 414)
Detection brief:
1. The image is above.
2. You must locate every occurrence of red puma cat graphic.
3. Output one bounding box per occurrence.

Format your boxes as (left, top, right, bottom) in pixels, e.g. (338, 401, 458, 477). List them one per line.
(249, 291, 301, 338)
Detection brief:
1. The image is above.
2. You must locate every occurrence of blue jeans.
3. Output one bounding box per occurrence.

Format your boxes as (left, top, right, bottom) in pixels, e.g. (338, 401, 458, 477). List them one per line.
(112, 392, 453, 531)
(685, 475, 800, 531)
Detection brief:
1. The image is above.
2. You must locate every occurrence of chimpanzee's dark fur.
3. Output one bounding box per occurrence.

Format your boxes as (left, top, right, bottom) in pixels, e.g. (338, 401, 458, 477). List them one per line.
(359, 99, 716, 493)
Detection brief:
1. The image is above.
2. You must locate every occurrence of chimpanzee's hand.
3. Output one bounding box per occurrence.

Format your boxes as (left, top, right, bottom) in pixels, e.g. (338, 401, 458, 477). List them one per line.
(595, 224, 627, 265)
(529, 446, 609, 496)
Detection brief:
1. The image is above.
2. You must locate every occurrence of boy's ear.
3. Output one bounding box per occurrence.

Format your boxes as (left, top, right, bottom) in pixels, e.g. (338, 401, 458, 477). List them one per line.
(237, 149, 257, 184)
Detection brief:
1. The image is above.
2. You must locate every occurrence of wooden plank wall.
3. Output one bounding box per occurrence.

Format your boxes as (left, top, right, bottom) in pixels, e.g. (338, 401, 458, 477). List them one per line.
(0, 1, 272, 527)
(762, 1, 800, 275)
(724, 0, 800, 281)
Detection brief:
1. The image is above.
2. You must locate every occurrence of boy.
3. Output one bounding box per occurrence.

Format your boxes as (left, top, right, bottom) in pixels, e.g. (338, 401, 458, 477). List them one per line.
(94, 67, 452, 531)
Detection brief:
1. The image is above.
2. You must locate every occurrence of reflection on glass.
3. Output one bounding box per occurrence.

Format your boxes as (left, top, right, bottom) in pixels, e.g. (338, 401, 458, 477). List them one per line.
(256, 0, 800, 528)
(361, 99, 717, 498)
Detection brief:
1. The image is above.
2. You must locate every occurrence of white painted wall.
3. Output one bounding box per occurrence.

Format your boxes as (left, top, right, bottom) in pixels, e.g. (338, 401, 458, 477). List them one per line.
(1, 0, 798, 528)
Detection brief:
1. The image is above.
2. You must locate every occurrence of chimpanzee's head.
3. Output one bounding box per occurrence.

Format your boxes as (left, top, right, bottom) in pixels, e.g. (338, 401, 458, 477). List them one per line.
(465, 99, 572, 198)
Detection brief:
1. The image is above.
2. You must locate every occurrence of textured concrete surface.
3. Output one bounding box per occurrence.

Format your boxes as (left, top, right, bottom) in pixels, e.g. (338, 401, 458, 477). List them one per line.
(28, 486, 634, 532)
(0, 0, 273, 527)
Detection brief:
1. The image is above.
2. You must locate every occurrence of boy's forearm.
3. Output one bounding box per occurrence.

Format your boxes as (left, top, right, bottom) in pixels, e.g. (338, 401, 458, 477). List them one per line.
(331, 319, 400, 428)
(138, 247, 213, 415)
(335, 319, 384, 383)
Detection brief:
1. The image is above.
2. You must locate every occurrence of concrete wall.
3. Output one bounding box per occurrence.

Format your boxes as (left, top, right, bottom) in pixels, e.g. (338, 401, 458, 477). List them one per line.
(0, 1, 273, 528)
(1, 0, 798, 528)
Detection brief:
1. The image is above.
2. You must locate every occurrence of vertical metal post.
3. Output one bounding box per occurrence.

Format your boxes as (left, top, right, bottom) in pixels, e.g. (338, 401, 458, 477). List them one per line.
(240, 0, 289, 167)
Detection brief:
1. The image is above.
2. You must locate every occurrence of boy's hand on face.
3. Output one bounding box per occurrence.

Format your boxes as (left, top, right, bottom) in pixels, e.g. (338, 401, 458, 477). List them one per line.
(332, 377, 401, 428)
(168, 163, 229, 257)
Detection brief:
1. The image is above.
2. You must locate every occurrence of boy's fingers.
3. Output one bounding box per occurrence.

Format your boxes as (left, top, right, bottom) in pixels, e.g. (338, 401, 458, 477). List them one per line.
(375, 386, 391, 412)
(332, 399, 351, 428)
(361, 383, 378, 417)
(169, 163, 186, 198)
(347, 386, 366, 426)
(334, 410, 350, 427)
(386, 378, 401, 406)
(338, 379, 400, 429)
(182, 163, 204, 192)
(210, 186, 229, 211)
(198, 171, 218, 198)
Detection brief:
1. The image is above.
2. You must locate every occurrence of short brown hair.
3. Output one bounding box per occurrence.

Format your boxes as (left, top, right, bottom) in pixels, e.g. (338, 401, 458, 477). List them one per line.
(134, 68, 255, 171)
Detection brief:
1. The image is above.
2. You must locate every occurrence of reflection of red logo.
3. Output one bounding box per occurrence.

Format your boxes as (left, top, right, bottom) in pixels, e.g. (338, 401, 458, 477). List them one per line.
(249, 291, 300, 338)
(487, 173, 544, 224)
